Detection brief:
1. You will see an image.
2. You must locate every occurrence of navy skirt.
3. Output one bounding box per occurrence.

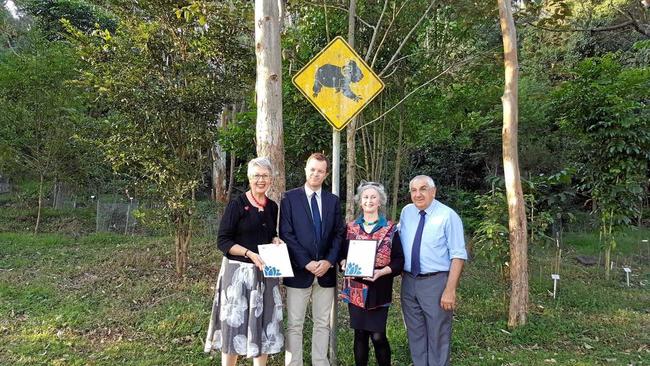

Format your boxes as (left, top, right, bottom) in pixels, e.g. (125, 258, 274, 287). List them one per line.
(348, 303, 389, 333)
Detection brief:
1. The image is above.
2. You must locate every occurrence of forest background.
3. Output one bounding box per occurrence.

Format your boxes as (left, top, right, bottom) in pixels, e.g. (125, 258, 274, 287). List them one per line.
(0, 0, 648, 365)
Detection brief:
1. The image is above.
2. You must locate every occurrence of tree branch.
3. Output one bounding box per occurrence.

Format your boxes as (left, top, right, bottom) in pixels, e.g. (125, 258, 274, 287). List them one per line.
(381, 64, 399, 78)
(4, 36, 21, 57)
(379, 0, 437, 76)
(614, 6, 650, 38)
(383, 49, 428, 69)
(371, 0, 410, 68)
(303, 1, 374, 29)
(364, 0, 388, 62)
(357, 56, 475, 130)
(322, 0, 330, 41)
(523, 19, 648, 38)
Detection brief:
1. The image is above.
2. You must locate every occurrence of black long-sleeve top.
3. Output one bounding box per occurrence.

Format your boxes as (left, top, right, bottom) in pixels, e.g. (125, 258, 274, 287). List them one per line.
(217, 193, 278, 263)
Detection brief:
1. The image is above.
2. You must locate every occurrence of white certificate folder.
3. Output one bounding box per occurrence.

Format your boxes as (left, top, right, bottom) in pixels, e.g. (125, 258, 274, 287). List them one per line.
(257, 243, 295, 278)
(344, 239, 378, 277)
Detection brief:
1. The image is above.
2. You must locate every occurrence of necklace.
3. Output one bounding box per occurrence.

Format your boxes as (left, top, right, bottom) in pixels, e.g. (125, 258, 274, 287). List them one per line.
(249, 192, 267, 210)
(362, 217, 379, 226)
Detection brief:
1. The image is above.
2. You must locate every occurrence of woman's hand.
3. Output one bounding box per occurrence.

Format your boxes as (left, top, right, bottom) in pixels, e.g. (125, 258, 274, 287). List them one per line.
(363, 266, 391, 282)
(339, 259, 347, 272)
(272, 237, 284, 245)
(247, 251, 265, 271)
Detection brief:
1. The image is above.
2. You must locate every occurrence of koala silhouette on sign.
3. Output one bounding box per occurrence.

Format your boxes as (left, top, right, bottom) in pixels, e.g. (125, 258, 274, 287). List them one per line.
(312, 60, 364, 102)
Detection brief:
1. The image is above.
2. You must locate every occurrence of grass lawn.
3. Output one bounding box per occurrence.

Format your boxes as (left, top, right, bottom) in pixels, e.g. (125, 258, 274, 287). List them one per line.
(1, 227, 648, 365)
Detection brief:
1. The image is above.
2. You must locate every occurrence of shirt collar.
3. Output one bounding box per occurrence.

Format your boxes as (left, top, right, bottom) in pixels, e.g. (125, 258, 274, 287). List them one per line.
(304, 184, 322, 198)
(421, 200, 438, 215)
(354, 214, 388, 227)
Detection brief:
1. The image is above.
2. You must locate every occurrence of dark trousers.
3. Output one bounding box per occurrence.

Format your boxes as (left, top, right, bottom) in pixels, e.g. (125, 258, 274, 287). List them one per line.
(400, 272, 452, 366)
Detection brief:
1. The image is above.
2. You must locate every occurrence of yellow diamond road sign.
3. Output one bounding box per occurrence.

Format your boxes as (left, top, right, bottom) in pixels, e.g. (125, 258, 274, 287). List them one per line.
(292, 36, 384, 131)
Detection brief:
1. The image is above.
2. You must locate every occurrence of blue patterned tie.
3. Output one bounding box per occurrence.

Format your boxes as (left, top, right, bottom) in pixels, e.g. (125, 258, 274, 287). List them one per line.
(411, 210, 426, 275)
(311, 193, 322, 243)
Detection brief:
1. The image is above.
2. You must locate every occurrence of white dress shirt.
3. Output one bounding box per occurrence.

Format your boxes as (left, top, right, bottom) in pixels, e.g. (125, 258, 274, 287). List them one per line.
(304, 184, 322, 218)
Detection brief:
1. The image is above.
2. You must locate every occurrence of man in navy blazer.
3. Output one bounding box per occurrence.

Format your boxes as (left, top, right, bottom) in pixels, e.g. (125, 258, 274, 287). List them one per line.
(280, 152, 344, 366)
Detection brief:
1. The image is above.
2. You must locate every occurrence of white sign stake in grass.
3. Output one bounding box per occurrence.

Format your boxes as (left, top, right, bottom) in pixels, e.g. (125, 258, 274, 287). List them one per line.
(623, 267, 631, 287)
(551, 274, 560, 299)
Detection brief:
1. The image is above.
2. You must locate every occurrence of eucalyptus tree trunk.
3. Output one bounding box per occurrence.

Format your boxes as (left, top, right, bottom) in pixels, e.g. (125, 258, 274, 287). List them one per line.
(345, 0, 357, 222)
(391, 109, 404, 220)
(226, 103, 244, 202)
(212, 106, 229, 203)
(498, 0, 529, 328)
(227, 153, 236, 201)
(255, 0, 285, 203)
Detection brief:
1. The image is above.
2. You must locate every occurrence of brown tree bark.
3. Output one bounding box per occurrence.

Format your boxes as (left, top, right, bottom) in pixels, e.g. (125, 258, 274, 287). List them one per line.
(391, 108, 404, 220)
(227, 153, 236, 201)
(174, 213, 192, 277)
(255, 0, 285, 203)
(345, 0, 358, 223)
(498, 0, 529, 328)
(212, 106, 230, 203)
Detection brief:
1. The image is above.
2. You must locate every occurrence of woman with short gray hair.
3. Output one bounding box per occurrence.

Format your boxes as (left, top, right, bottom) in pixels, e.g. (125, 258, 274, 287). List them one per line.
(205, 157, 283, 366)
(339, 181, 404, 366)
(247, 157, 273, 180)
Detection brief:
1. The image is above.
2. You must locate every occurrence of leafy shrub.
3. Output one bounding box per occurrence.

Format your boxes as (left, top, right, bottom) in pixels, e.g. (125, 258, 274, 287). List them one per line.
(472, 188, 509, 280)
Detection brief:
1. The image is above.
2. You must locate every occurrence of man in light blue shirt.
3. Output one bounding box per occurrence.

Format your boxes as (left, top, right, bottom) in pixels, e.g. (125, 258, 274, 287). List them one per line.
(399, 175, 467, 366)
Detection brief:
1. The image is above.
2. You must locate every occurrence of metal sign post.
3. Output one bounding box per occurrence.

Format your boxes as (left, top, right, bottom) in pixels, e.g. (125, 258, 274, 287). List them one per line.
(551, 274, 560, 299)
(292, 36, 384, 365)
(623, 267, 631, 287)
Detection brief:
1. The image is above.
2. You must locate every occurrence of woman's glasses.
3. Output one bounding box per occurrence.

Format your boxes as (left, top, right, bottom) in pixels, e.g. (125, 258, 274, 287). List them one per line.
(253, 174, 271, 181)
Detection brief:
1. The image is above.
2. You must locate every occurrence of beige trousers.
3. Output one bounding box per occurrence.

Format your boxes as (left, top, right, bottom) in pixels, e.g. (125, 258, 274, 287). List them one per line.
(284, 277, 335, 366)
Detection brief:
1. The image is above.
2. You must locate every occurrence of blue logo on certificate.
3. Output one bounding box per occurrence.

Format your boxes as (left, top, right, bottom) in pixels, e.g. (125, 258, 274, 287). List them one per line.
(344, 239, 378, 277)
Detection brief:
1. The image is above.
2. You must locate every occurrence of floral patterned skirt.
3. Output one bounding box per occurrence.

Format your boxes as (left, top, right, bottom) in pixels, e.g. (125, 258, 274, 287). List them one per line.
(204, 258, 284, 357)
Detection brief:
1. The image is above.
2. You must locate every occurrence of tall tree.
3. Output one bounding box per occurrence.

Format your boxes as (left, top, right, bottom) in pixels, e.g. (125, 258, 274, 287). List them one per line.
(498, 0, 528, 328)
(344, 0, 357, 222)
(255, 0, 285, 202)
(211, 107, 229, 203)
(0, 36, 84, 233)
(65, 0, 251, 276)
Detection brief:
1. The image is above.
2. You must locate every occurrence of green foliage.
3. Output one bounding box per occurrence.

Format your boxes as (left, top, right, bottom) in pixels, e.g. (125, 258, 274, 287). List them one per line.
(0, 32, 102, 194)
(472, 185, 510, 278)
(552, 51, 649, 278)
(554, 53, 649, 221)
(62, 0, 252, 249)
(523, 168, 577, 245)
(472, 169, 582, 277)
(521, 0, 573, 28)
(442, 188, 481, 233)
(10, 180, 43, 209)
(217, 111, 256, 162)
(131, 207, 172, 236)
(22, 0, 118, 39)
